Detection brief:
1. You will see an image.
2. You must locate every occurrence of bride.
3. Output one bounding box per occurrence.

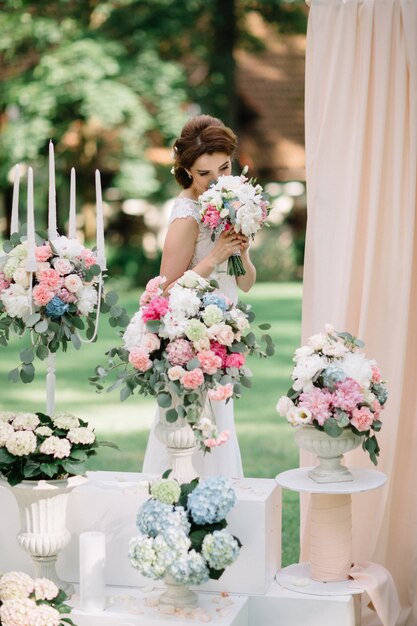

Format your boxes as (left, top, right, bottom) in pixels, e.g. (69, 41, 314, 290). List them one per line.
(142, 114, 257, 478)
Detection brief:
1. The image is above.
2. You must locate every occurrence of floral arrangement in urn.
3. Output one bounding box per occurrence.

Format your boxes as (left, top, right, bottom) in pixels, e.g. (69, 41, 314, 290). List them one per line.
(0, 232, 128, 382)
(0, 410, 116, 485)
(129, 476, 241, 587)
(198, 168, 270, 276)
(0, 571, 74, 626)
(91, 270, 273, 450)
(276, 325, 388, 464)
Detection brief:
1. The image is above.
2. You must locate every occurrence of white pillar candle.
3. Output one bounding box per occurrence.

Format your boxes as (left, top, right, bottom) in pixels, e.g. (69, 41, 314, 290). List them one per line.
(79, 531, 106, 613)
(11, 164, 20, 235)
(26, 167, 37, 272)
(48, 140, 58, 241)
(95, 169, 107, 270)
(68, 167, 76, 238)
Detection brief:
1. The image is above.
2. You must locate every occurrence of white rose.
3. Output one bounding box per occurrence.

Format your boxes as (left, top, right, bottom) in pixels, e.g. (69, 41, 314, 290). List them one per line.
(276, 396, 295, 417)
(207, 323, 235, 346)
(142, 333, 161, 353)
(287, 406, 313, 426)
(193, 337, 211, 352)
(12, 267, 30, 288)
(167, 366, 186, 381)
(64, 274, 83, 293)
(53, 258, 73, 276)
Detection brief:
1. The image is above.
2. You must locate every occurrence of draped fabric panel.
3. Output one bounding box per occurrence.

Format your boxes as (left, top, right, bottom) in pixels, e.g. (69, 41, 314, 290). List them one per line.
(301, 1, 417, 623)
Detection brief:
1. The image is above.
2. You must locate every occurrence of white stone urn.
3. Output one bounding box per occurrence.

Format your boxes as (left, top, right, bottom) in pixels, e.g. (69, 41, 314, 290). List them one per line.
(0, 475, 85, 593)
(294, 425, 362, 483)
(155, 408, 199, 484)
(159, 573, 198, 608)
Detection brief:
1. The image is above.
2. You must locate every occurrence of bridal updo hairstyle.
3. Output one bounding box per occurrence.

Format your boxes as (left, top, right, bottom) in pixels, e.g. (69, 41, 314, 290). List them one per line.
(172, 115, 238, 189)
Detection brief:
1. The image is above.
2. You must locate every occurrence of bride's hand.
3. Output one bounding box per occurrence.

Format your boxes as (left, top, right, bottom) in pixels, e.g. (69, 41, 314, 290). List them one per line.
(209, 231, 245, 265)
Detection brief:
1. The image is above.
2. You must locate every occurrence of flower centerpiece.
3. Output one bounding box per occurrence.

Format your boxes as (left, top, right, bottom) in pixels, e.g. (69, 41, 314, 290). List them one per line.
(198, 168, 270, 276)
(0, 410, 115, 486)
(276, 325, 388, 480)
(129, 476, 241, 607)
(0, 571, 75, 626)
(91, 270, 274, 452)
(0, 232, 129, 382)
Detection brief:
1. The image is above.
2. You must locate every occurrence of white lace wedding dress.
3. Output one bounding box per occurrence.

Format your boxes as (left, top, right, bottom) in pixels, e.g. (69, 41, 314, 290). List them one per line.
(142, 197, 244, 478)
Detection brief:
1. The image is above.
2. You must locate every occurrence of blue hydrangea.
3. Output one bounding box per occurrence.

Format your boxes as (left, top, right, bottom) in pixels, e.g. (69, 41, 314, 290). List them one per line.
(202, 530, 240, 570)
(372, 382, 388, 405)
(187, 477, 236, 525)
(137, 500, 190, 537)
(45, 296, 69, 319)
(322, 364, 347, 389)
(129, 534, 178, 580)
(202, 293, 228, 311)
(168, 549, 209, 585)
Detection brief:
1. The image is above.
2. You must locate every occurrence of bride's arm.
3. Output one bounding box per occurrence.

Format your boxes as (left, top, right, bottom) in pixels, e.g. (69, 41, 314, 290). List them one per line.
(236, 239, 256, 292)
(160, 218, 243, 291)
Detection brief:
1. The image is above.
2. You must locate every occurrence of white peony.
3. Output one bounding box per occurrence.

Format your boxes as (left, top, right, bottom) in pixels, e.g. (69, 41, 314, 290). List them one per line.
(287, 406, 313, 426)
(67, 427, 95, 445)
(12, 413, 40, 431)
(1, 284, 31, 321)
(0, 422, 14, 446)
(322, 341, 349, 358)
(234, 203, 263, 237)
(5, 431, 37, 456)
(294, 345, 314, 361)
(276, 396, 295, 417)
(123, 311, 146, 350)
(340, 352, 373, 388)
(77, 284, 98, 315)
(159, 311, 188, 340)
(307, 332, 328, 351)
(176, 270, 209, 290)
(169, 284, 201, 318)
(52, 236, 84, 260)
(291, 354, 327, 392)
(39, 436, 71, 459)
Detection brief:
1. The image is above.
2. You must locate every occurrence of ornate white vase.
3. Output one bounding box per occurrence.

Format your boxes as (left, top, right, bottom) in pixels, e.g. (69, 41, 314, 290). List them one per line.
(159, 574, 198, 608)
(294, 425, 362, 483)
(155, 408, 199, 484)
(0, 475, 85, 593)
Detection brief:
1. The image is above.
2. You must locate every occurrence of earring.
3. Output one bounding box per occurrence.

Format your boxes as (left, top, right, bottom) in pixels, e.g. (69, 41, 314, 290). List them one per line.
(187, 172, 192, 180)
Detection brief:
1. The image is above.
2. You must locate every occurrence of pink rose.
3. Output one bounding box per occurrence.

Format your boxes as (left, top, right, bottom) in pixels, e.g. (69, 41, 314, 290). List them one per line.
(38, 268, 63, 290)
(64, 274, 83, 293)
(166, 339, 194, 366)
(32, 284, 54, 306)
(35, 244, 52, 262)
(351, 407, 374, 432)
(225, 352, 246, 368)
(180, 368, 205, 390)
(129, 348, 152, 372)
(142, 296, 169, 322)
(142, 333, 161, 353)
(197, 350, 222, 375)
(208, 323, 235, 346)
(210, 341, 228, 367)
(208, 383, 234, 401)
(79, 248, 97, 268)
(53, 258, 73, 276)
(204, 430, 230, 448)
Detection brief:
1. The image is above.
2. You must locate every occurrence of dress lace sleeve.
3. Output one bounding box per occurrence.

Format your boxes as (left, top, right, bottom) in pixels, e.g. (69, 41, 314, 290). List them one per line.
(168, 198, 200, 225)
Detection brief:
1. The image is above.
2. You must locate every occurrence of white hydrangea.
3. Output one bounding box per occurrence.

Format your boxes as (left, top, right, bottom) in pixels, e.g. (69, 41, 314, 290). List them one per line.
(39, 436, 71, 459)
(5, 431, 37, 457)
(169, 284, 201, 318)
(202, 304, 224, 327)
(0, 597, 39, 626)
(1, 284, 31, 321)
(67, 427, 95, 445)
(33, 578, 59, 601)
(77, 284, 98, 315)
(3, 255, 21, 279)
(12, 413, 40, 431)
(0, 571, 34, 601)
(52, 236, 84, 260)
(35, 426, 53, 437)
(9, 244, 28, 259)
(53, 412, 80, 430)
(123, 311, 146, 350)
(28, 603, 61, 626)
(0, 422, 14, 446)
(0, 412, 16, 423)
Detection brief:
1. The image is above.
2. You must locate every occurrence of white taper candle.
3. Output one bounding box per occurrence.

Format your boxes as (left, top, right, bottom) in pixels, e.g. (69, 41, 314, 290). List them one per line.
(48, 140, 58, 240)
(26, 167, 37, 272)
(11, 164, 20, 235)
(95, 169, 107, 270)
(68, 167, 76, 238)
(79, 531, 106, 613)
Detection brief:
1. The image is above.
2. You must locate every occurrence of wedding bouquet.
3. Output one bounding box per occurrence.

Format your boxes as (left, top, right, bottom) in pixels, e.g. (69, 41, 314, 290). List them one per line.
(0, 571, 74, 626)
(0, 410, 116, 485)
(91, 270, 274, 449)
(129, 476, 241, 585)
(198, 168, 270, 276)
(0, 231, 128, 382)
(276, 325, 388, 464)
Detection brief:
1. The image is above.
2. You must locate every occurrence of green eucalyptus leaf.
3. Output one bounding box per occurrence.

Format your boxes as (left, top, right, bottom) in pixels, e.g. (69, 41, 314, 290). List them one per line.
(20, 363, 35, 383)
(8, 368, 20, 383)
(157, 393, 172, 408)
(165, 408, 178, 423)
(70, 333, 82, 350)
(26, 313, 41, 328)
(35, 320, 49, 334)
(20, 347, 34, 364)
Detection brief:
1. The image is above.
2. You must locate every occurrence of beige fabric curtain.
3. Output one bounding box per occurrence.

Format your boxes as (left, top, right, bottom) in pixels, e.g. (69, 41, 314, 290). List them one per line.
(301, 0, 417, 624)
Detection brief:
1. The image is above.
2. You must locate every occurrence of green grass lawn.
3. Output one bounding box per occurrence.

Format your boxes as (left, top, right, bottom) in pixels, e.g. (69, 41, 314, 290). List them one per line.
(0, 281, 302, 566)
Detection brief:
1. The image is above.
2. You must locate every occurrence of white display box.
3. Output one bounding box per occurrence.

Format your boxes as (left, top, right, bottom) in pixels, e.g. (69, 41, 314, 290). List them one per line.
(0, 471, 281, 595)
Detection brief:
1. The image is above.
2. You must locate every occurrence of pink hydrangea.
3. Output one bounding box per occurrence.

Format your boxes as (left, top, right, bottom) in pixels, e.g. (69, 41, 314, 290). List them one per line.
(79, 248, 97, 268)
(204, 430, 230, 448)
(166, 339, 194, 366)
(351, 406, 374, 432)
(141, 296, 169, 322)
(298, 388, 333, 426)
(180, 368, 205, 389)
(210, 341, 228, 367)
(38, 268, 63, 290)
(202, 205, 222, 229)
(332, 378, 364, 413)
(208, 383, 234, 401)
(0, 272, 10, 292)
(225, 352, 246, 368)
(32, 284, 54, 306)
(129, 348, 152, 372)
(35, 244, 52, 262)
(197, 350, 222, 374)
